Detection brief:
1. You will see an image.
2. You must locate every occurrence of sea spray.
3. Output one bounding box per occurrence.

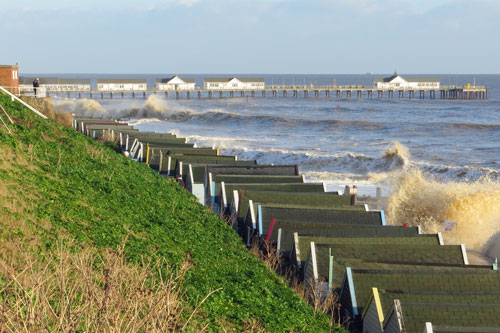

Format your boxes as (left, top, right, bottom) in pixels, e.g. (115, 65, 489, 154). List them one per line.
(386, 169, 500, 255)
(382, 142, 410, 169)
(56, 95, 195, 120)
(55, 99, 107, 117)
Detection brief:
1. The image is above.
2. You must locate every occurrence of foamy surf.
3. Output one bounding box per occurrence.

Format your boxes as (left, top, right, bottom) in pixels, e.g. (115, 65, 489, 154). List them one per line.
(56, 95, 197, 120)
(386, 169, 500, 255)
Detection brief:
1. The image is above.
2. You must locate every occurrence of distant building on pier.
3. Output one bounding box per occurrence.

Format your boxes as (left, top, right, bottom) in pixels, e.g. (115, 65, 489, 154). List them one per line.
(156, 76, 195, 91)
(0, 64, 20, 94)
(19, 77, 91, 93)
(203, 77, 265, 90)
(374, 72, 440, 89)
(97, 79, 147, 91)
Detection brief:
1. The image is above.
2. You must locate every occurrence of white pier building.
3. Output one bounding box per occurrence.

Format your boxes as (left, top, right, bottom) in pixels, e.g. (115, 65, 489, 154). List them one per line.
(156, 76, 195, 91)
(204, 77, 265, 90)
(374, 72, 440, 89)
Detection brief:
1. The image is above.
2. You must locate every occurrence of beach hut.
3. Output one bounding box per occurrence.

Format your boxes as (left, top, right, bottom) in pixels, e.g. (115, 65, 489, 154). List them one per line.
(342, 266, 499, 331)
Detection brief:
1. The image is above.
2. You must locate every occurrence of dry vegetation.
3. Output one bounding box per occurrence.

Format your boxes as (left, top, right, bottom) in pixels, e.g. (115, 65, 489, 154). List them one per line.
(19, 96, 73, 128)
(54, 109, 73, 128)
(97, 129, 120, 144)
(0, 239, 209, 332)
(248, 238, 343, 328)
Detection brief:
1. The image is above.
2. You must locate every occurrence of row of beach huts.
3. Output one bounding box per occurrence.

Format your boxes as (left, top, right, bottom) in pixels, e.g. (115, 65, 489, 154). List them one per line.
(75, 118, 500, 332)
(18, 76, 265, 93)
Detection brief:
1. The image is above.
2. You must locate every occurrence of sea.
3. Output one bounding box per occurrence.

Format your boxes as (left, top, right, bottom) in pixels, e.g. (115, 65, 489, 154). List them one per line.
(47, 73, 500, 255)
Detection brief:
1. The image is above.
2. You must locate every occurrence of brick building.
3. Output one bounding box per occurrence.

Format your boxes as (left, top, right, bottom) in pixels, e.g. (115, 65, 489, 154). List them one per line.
(0, 64, 20, 94)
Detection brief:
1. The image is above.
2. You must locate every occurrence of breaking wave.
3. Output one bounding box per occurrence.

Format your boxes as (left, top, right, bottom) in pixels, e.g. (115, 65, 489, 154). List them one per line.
(179, 136, 497, 183)
(56, 96, 390, 130)
(55, 99, 107, 117)
(213, 142, 409, 174)
(386, 169, 500, 256)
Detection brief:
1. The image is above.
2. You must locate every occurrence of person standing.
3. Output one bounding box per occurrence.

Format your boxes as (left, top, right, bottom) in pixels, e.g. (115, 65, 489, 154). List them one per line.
(33, 77, 40, 97)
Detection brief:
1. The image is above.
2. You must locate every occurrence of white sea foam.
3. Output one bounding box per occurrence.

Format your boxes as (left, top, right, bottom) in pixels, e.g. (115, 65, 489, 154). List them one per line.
(128, 118, 162, 126)
(56, 95, 197, 120)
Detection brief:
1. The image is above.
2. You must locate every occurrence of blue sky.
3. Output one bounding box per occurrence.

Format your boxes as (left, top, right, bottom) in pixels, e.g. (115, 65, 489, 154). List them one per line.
(1, 0, 499, 74)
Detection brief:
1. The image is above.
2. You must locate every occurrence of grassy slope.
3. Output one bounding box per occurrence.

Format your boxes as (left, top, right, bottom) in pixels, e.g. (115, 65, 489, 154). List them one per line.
(0, 94, 336, 331)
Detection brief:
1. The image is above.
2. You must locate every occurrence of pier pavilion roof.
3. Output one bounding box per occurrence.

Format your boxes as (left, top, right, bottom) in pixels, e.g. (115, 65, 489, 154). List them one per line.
(404, 77, 440, 82)
(19, 77, 90, 85)
(156, 76, 195, 83)
(238, 77, 265, 82)
(204, 77, 233, 82)
(19, 77, 57, 85)
(374, 74, 440, 83)
(97, 79, 147, 84)
(204, 77, 265, 83)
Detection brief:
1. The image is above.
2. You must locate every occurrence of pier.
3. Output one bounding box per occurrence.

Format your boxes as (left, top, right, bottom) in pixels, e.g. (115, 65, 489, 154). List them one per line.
(40, 85, 488, 100)
(43, 84, 487, 100)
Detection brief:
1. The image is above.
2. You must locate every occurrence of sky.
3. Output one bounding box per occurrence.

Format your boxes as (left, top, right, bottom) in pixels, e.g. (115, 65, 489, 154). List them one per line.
(0, 0, 499, 74)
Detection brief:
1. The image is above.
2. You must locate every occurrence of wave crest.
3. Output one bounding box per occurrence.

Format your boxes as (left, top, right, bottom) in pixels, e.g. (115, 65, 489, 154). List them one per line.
(386, 169, 500, 255)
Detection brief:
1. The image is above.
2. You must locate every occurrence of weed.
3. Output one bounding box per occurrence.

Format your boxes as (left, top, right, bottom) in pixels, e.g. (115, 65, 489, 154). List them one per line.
(0, 240, 211, 332)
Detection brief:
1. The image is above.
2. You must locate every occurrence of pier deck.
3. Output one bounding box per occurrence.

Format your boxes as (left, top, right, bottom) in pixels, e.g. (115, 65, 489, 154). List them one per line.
(41, 85, 488, 100)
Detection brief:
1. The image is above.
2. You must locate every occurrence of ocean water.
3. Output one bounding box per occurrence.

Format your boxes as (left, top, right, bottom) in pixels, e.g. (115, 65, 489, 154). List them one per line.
(53, 74, 500, 185)
(53, 74, 500, 254)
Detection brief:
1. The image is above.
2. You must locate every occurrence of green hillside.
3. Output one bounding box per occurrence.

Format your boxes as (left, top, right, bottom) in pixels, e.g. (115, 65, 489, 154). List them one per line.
(0, 93, 339, 331)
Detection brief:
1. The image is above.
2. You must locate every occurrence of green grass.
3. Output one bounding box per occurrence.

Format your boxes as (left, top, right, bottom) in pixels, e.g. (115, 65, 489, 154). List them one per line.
(0, 93, 343, 332)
